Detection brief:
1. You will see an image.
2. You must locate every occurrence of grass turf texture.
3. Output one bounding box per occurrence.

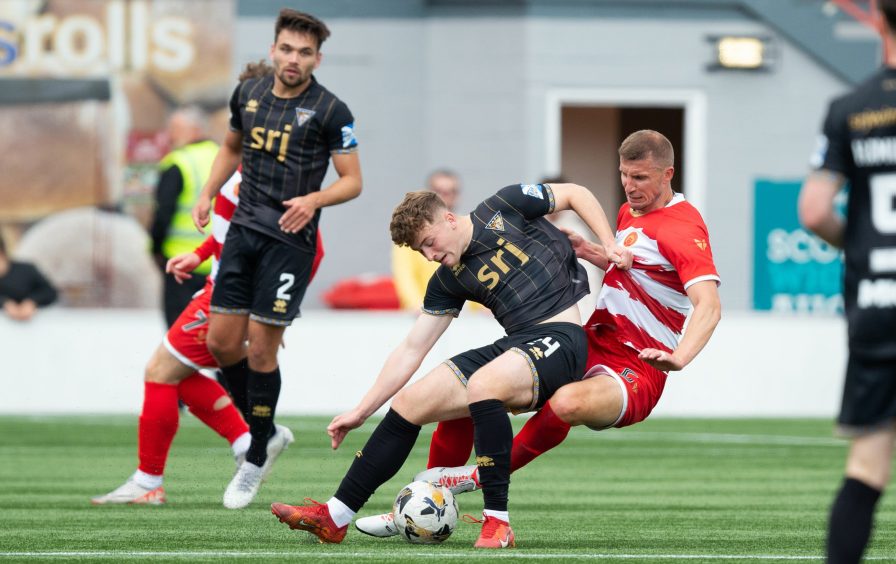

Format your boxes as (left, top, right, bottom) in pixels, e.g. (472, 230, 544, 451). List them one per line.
(1, 416, 894, 563)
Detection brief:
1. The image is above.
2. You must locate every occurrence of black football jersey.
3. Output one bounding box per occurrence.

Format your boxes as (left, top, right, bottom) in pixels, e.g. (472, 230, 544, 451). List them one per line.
(813, 67, 896, 358)
(228, 74, 358, 251)
(423, 184, 589, 334)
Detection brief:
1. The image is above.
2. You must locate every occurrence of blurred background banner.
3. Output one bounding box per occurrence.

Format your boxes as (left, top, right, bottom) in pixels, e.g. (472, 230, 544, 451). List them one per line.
(752, 179, 843, 314)
(0, 0, 234, 307)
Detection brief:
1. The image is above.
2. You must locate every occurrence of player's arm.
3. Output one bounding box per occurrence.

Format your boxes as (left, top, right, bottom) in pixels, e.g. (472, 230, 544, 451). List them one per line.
(798, 170, 846, 248)
(279, 151, 362, 234)
(549, 183, 632, 269)
(560, 226, 610, 271)
(639, 280, 721, 371)
(326, 312, 453, 449)
(192, 129, 243, 233)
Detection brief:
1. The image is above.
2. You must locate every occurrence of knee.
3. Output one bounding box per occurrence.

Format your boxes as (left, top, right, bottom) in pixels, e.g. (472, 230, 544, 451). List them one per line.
(205, 332, 231, 361)
(246, 342, 278, 372)
(391, 389, 424, 425)
(466, 377, 498, 403)
(144, 355, 172, 384)
(548, 388, 585, 426)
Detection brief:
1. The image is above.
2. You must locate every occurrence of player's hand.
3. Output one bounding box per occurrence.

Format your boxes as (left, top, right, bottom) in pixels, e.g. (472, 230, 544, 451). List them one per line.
(192, 195, 212, 233)
(166, 252, 202, 284)
(638, 348, 685, 371)
(558, 227, 586, 254)
(279, 195, 316, 234)
(327, 410, 366, 450)
(607, 244, 634, 270)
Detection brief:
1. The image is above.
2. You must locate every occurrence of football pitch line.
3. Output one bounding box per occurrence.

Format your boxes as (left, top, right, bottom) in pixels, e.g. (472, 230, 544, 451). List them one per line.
(1, 551, 892, 560)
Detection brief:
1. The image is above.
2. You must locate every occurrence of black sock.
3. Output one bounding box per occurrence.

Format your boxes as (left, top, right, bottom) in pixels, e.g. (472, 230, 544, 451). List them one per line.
(827, 477, 882, 564)
(244, 366, 281, 467)
(470, 399, 512, 513)
(334, 408, 421, 512)
(219, 358, 250, 421)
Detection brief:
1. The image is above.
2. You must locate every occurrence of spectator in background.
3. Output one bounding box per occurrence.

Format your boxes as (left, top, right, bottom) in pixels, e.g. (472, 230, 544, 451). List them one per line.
(151, 106, 220, 327)
(799, 1, 896, 561)
(391, 169, 461, 310)
(0, 233, 57, 321)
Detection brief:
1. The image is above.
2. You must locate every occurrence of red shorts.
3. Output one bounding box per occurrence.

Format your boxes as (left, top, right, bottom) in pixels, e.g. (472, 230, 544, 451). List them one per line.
(164, 278, 216, 370)
(584, 326, 668, 429)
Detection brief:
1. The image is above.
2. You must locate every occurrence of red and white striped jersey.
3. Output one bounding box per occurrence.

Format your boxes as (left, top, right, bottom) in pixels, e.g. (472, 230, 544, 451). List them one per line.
(194, 171, 240, 283)
(588, 193, 720, 354)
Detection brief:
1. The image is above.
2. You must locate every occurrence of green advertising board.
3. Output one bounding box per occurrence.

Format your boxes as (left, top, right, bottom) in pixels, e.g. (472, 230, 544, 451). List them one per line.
(753, 179, 843, 313)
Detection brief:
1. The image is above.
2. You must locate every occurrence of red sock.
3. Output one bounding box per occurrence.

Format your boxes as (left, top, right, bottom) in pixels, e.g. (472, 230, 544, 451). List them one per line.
(177, 373, 249, 444)
(510, 401, 571, 472)
(427, 417, 474, 468)
(138, 382, 180, 476)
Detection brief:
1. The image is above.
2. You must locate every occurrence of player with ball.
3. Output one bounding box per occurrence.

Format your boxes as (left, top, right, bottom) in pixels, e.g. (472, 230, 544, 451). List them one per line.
(271, 181, 629, 548)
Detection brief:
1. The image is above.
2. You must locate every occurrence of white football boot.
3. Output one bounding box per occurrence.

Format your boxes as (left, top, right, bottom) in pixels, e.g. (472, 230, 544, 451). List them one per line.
(233, 424, 294, 475)
(355, 511, 399, 538)
(223, 461, 264, 509)
(91, 478, 166, 505)
(414, 464, 480, 495)
(224, 424, 294, 509)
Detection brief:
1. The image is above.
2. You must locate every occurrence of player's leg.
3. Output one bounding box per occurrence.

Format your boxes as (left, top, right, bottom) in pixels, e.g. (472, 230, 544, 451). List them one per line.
(828, 429, 894, 564)
(225, 234, 310, 509)
(827, 355, 896, 564)
(272, 363, 469, 543)
(427, 418, 474, 467)
(91, 344, 193, 505)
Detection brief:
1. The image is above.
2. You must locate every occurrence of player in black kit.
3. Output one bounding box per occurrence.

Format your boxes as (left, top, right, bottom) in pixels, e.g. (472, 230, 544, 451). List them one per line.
(191, 9, 362, 509)
(271, 182, 630, 548)
(799, 1, 896, 562)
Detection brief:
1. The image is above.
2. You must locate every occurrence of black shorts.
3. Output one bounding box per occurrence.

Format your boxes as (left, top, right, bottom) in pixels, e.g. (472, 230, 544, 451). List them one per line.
(211, 223, 313, 326)
(444, 321, 587, 412)
(837, 353, 896, 434)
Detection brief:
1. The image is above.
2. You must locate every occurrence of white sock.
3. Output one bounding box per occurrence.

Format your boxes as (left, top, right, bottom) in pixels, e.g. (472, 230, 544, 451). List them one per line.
(132, 470, 163, 490)
(231, 432, 251, 456)
(327, 496, 356, 528)
(483, 509, 509, 523)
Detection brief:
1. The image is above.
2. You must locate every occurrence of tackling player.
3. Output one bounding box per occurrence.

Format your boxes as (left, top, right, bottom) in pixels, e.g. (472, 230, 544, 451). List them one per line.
(270, 178, 630, 548)
(354, 130, 722, 539)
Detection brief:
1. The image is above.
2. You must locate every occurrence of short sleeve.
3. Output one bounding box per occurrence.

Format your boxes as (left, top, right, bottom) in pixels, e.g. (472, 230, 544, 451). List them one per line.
(491, 183, 555, 219)
(657, 214, 720, 289)
(228, 83, 243, 132)
(325, 101, 358, 154)
(422, 269, 465, 317)
(810, 100, 849, 175)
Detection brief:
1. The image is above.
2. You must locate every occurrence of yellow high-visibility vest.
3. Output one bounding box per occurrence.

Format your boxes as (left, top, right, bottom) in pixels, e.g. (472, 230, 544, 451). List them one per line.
(158, 139, 219, 274)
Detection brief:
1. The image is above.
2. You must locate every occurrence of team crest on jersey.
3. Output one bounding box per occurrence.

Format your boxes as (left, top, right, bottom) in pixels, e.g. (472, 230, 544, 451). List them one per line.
(520, 184, 543, 199)
(295, 107, 316, 127)
(694, 238, 707, 251)
(623, 231, 638, 247)
(246, 99, 258, 113)
(485, 211, 505, 231)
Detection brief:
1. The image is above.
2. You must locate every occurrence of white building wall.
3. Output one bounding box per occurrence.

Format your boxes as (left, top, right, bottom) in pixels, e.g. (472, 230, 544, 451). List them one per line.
(1, 310, 845, 418)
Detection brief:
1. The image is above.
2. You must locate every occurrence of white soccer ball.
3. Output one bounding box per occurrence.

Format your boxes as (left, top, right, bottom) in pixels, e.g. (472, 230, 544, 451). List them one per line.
(392, 480, 459, 544)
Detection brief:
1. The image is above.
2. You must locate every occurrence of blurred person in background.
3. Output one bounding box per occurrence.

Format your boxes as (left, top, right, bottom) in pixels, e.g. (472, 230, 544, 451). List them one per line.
(0, 233, 57, 321)
(192, 9, 362, 509)
(151, 105, 219, 327)
(391, 169, 461, 310)
(799, 1, 896, 562)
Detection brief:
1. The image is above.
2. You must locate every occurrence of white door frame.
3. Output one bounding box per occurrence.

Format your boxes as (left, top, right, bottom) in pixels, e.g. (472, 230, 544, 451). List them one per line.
(545, 88, 708, 214)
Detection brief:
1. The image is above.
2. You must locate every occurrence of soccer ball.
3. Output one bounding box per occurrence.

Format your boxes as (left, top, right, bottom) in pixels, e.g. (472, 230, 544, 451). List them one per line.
(392, 480, 459, 544)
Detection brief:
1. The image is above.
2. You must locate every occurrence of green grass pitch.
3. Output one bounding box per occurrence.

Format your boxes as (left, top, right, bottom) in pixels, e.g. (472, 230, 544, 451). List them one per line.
(1, 415, 894, 562)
